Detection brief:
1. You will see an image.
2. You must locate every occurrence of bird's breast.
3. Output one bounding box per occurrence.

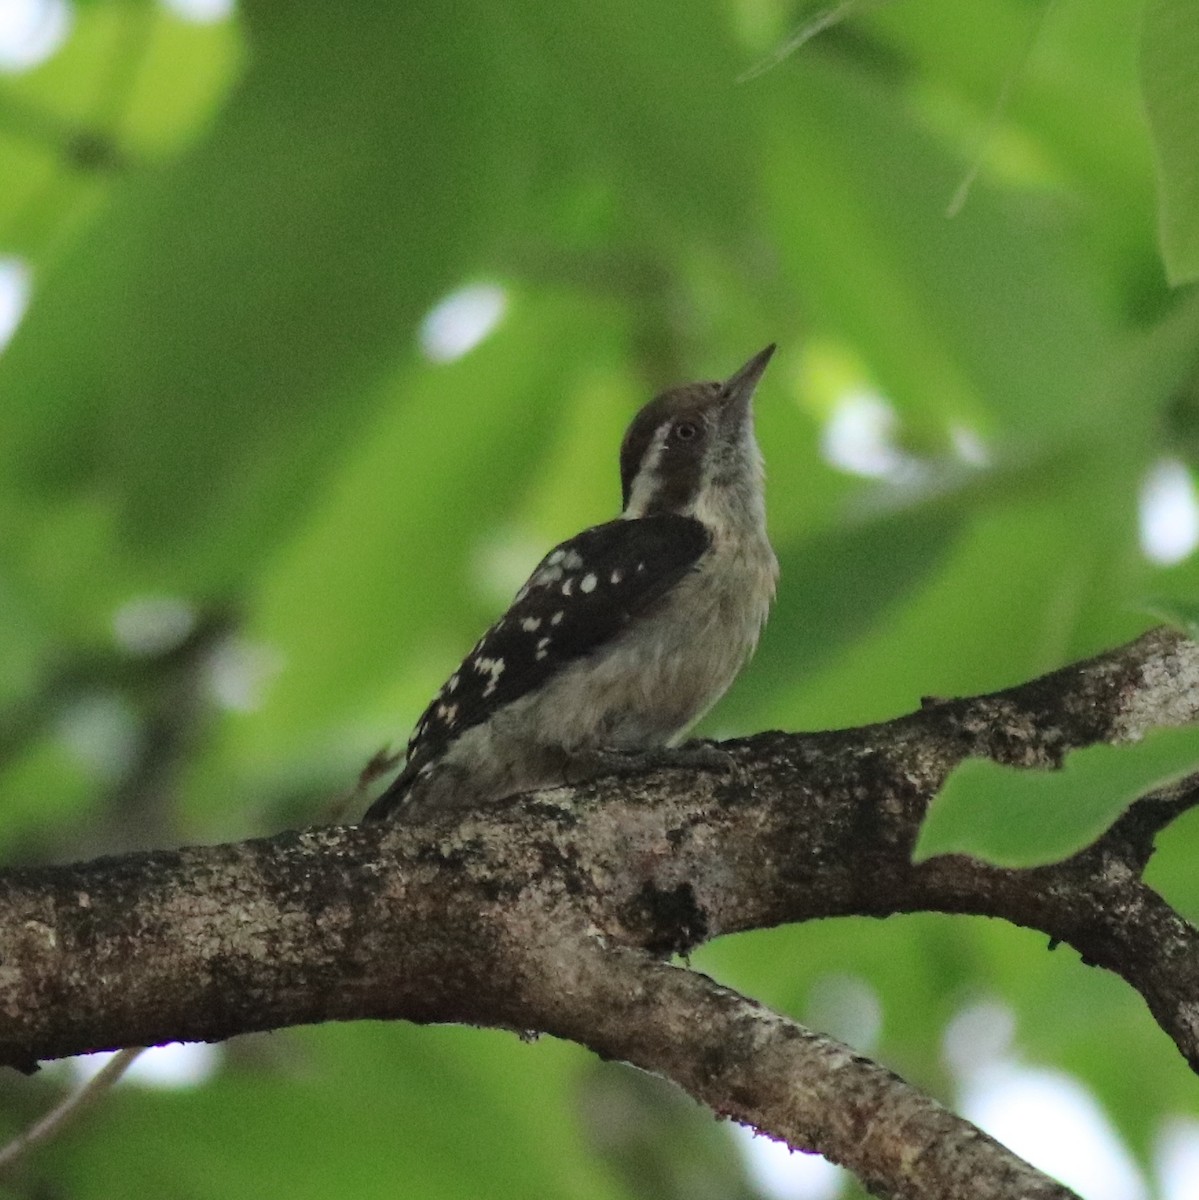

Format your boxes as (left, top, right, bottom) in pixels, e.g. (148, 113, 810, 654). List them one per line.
(517, 530, 776, 750)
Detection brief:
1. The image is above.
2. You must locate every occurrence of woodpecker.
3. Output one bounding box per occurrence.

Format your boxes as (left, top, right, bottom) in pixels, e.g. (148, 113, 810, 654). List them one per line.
(363, 345, 778, 821)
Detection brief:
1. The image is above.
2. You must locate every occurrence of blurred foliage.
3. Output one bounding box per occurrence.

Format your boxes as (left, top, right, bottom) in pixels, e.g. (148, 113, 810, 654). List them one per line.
(1, 0, 1198, 1197)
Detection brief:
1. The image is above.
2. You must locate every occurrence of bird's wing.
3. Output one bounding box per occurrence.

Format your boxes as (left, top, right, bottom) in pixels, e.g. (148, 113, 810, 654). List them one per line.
(366, 513, 709, 815)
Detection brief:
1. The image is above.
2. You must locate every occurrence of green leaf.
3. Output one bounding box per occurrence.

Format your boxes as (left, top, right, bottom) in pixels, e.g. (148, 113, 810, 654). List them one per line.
(760, 43, 1115, 447)
(1142, 0, 1199, 283)
(914, 724, 1199, 867)
(512, 0, 756, 240)
(0, 3, 513, 595)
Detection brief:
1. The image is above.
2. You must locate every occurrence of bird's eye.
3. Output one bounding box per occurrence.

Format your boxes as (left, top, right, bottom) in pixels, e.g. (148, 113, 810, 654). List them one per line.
(673, 420, 699, 442)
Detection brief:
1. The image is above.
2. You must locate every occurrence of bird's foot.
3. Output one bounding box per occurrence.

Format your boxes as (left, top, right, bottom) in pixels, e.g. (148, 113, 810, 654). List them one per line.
(566, 740, 737, 786)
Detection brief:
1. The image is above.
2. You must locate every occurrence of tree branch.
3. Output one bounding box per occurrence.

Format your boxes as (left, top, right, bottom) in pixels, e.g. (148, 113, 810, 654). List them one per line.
(539, 945, 1079, 1200)
(3, 626, 1196, 1198)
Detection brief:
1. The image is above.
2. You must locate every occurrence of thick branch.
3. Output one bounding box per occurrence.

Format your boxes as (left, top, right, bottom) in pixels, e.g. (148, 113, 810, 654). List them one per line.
(542, 945, 1078, 1200)
(2, 626, 1197, 1196)
(0, 827, 1080, 1200)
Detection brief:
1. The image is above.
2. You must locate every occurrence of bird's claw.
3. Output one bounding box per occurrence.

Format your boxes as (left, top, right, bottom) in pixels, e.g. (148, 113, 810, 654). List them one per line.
(566, 741, 738, 785)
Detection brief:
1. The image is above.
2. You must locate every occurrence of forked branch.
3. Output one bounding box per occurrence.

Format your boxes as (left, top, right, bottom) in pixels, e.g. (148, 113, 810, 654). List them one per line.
(1, 626, 1196, 1198)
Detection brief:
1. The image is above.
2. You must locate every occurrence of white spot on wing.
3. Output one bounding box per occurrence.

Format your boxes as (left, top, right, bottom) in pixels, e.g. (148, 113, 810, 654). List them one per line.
(610, 569, 622, 585)
(580, 573, 597, 593)
(471, 655, 506, 697)
(520, 616, 542, 632)
(551, 611, 564, 625)
(562, 578, 573, 596)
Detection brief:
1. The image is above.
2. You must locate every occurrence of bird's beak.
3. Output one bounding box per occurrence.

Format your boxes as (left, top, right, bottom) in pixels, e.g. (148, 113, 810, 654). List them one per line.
(720, 344, 776, 418)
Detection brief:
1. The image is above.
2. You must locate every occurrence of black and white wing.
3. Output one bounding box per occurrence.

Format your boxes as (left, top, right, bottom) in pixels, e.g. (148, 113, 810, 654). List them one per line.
(364, 513, 709, 818)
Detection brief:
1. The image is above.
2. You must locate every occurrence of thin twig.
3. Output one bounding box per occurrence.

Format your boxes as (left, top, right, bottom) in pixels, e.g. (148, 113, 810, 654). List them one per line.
(0, 1047, 144, 1175)
(946, 0, 1057, 217)
(737, 0, 894, 84)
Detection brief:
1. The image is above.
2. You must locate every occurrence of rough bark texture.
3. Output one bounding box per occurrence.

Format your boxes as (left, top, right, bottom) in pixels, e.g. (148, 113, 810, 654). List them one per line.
(3, 626, 1199, 1200)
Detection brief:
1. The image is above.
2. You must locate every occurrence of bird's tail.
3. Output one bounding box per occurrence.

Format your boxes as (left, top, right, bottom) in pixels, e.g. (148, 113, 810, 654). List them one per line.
(360, 764, 416, 822)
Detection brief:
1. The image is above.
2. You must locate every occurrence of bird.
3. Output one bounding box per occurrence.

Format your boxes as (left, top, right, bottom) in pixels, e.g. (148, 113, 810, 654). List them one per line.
(363, 345, 778, 821)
